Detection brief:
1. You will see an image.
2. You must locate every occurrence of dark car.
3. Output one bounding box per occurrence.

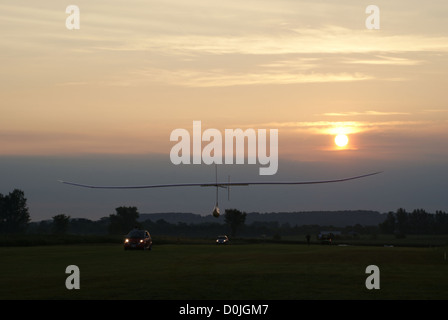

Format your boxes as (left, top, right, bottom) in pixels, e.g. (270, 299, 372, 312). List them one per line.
(318, 233, 334, 245)
(216, 235, 229, 245)
(124, 229, 152, 250)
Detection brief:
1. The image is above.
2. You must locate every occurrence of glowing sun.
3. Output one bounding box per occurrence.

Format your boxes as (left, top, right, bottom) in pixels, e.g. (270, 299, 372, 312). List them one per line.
(335, 134, 349, 147)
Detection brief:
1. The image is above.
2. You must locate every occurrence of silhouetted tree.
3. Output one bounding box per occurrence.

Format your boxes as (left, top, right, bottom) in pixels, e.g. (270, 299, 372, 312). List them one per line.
(52, 214, 71, 235)
(408, 209, 428, 234)
(379, 212, 396, 234)
(434, 211, 448, 234)
(395, 208, 408, 235)
(108, 206, 140, 235)
(224, 208, 246, 237)
(0, 189, 30, 233)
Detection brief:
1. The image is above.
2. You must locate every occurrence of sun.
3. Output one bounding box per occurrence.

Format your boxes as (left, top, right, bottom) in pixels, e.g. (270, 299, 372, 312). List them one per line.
(335, 134, 349, 147)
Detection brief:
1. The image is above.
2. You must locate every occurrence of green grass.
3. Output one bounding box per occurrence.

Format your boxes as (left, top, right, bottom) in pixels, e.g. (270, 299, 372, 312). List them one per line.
(0, 243, 447, 299)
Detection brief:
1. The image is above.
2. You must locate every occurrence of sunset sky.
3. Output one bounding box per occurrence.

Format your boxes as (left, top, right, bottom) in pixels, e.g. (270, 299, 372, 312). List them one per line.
(1, 0, 448, 221)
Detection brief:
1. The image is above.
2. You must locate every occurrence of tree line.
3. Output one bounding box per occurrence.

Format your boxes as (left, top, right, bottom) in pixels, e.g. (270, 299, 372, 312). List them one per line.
(2, 189, 448, 237)
(379, 208, 448, 236)
(27, 207, 248, 238)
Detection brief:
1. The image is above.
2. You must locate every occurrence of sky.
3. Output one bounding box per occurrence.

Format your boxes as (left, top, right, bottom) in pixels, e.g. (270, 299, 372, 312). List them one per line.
(1, 0, 448, 221)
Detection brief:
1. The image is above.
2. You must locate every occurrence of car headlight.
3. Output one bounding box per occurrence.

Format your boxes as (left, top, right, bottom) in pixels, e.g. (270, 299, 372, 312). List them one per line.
(125, 239, 129, 243)
(140, 239, 144, 243)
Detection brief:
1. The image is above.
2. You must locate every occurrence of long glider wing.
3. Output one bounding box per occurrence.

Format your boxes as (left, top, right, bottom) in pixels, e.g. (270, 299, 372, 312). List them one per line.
(59, 171, 381, 189)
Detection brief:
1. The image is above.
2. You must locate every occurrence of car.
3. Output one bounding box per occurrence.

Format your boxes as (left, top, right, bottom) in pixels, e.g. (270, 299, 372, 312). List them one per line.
(216, 235, 229, 245)
(124, 229, 152, 250)
(318, 233, 334, 245)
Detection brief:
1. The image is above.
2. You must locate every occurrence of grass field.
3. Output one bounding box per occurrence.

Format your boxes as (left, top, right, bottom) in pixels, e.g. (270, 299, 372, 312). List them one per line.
(0, 243, 447, 300)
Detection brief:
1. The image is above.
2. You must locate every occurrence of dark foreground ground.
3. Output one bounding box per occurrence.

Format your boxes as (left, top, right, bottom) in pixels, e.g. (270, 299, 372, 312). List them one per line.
(1, 242, 447, 300)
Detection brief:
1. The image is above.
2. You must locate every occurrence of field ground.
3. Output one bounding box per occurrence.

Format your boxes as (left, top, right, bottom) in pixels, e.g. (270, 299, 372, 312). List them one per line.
(0, 242, 447, 300)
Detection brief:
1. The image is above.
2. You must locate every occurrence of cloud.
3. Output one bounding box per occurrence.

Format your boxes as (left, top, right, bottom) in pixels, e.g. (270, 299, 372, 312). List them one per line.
(131, 68, 372, 87)
(61, 57, 373, 87)
(135, 26, 448, 57)
(245, 119, 438, 136)
(4, 1, 448, 90)
(321, 111, 410, 117)
(344, 55, 424, 66)
(4, 1, 448, 58)
(0, 129, 166, 156)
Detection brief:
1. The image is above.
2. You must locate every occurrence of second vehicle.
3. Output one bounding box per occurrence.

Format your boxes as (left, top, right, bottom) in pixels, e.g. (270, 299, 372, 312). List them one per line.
(124, 229, 152, 250)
